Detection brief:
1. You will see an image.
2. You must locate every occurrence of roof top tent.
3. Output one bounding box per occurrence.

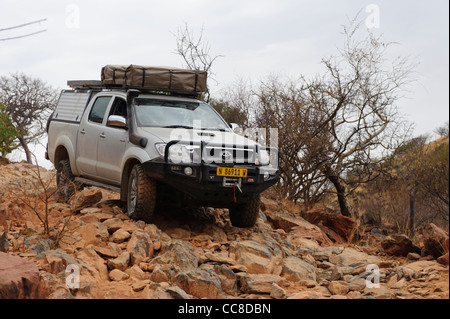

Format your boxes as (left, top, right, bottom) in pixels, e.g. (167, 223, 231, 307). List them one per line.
(67, 65, 208, 99)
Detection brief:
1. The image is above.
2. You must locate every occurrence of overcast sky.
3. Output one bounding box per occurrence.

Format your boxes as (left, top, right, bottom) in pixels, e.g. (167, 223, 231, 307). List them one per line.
(1, 0, 449, 167)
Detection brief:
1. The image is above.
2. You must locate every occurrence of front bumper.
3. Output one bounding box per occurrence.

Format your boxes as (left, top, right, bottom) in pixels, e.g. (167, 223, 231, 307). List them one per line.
(142, 160, 278, 207)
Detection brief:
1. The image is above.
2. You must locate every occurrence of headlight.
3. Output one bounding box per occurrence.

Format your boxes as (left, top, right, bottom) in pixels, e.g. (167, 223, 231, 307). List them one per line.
(155, 143, 166, 157)
(259, 149, 270, 166)
(168, 144, 200, 164)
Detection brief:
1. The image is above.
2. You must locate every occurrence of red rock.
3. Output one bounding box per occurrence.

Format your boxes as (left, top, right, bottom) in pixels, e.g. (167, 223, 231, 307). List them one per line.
(290, 223, 333, 246)
(175, 268, 222, 299)
(315, 224, 346, 244)
(0, 252, 41, 298)
(304, 208, 356, 241)
(70, 188, 103, 212)
(264, 209, 333, 245)
(422, 223, 449, 259)
(381, 234, 420, 257)
(437, 253, 449, 266)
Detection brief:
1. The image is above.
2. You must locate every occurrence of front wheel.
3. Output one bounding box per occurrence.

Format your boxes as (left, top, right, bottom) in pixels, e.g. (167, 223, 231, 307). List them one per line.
(228, 194, 261, 228)
(127, 164, 156, 222)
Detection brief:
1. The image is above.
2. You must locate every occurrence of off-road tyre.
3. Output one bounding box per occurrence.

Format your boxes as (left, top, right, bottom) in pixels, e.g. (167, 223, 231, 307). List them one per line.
(228, 194, 261, 228)
(56, 159, 75, 203)
(127, 164, 156, 222)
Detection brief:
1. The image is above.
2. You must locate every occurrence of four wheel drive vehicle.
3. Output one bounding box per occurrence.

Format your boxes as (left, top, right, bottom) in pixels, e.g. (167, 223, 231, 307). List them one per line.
(46, 65, 279, 227)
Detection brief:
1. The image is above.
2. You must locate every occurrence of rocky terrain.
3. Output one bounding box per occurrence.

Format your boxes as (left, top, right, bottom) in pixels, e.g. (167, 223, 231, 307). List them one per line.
(0, 162, 448, 299)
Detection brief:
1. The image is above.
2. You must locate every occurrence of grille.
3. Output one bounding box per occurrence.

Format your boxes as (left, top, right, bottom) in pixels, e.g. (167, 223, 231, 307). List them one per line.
(203, 146, 256, 165)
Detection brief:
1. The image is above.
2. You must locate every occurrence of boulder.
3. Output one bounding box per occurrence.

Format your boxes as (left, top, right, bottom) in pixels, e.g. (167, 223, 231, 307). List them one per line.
(328, 280, 350, 295)
(109, 269, 129, 281)
(70, 188, 103, 212)
(381, 234, 420, 257)
(166, 286, 192, 299)
(212, 264, 238, 296)
(422, 223, 449, 259)
(126, 229, 153, 265)
(304, 208, 356, 241)
(260, 196, 281, 212)
(239, 274, 283, 294)
(290, 222, 333, 246)
(75, 247, 109, 281)
(150, 240, 198, 271)
(102, 218, 124, 233)
(110, 229, 131, 243)
(0, 252, 41, 298)
(24, 235, 52, 254)
(0, 231, 8, 253)
(107, 252, 130, 271)
(437, 253, 449, 266)
(270, 283, 287, 299)
(281, 256, 316, 281)
(175, 268, 222, 299)
(230, 240, 282, 274)
(76, 222, 109, 246)
(329, 247, 381, 266)
(36, 249, 81, 275)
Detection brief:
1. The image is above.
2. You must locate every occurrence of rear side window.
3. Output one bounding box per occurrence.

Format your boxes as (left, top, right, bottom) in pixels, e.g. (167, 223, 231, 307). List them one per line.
(89, 96, 111, 124)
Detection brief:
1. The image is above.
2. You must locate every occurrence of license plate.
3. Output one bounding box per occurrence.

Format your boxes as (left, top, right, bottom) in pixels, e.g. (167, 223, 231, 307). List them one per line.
(217, 167, 248, 178)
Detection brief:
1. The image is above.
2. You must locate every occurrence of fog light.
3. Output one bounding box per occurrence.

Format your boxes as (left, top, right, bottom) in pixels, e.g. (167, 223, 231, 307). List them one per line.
(184, 167, 193, 176)
(263, 172, 270, 180)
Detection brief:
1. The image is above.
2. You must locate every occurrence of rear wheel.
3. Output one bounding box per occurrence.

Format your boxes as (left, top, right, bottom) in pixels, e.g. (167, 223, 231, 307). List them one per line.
(127, 164, 156, 222)
(228, 194, 261, 228)
(56, 159, 75, 202)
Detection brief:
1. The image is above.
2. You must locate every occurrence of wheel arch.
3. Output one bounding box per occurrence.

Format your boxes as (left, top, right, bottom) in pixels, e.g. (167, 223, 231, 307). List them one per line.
(120, 157, 141, 201)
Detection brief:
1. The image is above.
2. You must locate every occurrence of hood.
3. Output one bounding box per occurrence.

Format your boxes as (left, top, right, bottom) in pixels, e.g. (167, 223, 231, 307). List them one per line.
(138, 127, 259, 148)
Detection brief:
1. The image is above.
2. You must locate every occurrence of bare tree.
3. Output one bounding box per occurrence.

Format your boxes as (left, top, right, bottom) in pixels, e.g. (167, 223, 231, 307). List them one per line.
(244, 20, 415, 217)
(434, 121, 449, 138)
(173, 23, 223, 101)
(0, 73, 58, 163)
(297, 20, 415, 217)
(253, 76, 330, 207)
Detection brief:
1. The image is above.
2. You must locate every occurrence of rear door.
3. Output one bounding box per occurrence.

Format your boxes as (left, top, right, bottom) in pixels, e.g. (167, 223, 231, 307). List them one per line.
(76, 95, 112, 177)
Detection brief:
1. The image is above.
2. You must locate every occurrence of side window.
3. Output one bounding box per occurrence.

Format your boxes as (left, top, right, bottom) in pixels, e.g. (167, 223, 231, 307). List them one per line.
(108, 98, 127, 118)
(89, 96, 112, 124)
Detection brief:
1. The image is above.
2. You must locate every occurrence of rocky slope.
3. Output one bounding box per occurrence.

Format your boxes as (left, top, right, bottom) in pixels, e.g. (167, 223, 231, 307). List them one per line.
(0, 162, 448, 299)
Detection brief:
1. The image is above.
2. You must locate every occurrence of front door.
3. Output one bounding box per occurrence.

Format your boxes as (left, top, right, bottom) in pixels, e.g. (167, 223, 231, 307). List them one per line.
(96, 97, 128, 184)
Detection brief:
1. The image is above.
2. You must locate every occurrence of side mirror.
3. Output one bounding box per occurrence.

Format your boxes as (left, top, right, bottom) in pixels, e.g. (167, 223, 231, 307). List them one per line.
(107, 115, 127, 129)
(229, 123, 239, 133)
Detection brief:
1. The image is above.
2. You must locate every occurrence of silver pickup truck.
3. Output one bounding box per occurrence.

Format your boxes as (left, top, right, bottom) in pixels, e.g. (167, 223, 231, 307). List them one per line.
(46, 80, 278, 227)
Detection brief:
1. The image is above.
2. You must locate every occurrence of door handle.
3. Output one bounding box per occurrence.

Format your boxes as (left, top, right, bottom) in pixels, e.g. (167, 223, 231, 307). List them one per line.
(100, 132, 106, 138)
(80, 129, 86, 135)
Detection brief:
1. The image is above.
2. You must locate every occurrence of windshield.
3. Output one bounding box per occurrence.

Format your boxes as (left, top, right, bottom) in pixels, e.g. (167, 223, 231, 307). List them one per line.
(134, 98, 230, 131)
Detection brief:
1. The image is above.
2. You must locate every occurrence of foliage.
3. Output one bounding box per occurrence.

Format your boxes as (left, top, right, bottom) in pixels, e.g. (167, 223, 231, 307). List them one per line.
(0, 103, 20, 157)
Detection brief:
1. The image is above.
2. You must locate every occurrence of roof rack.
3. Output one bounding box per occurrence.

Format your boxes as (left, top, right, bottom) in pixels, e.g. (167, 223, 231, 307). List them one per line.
(67, 80, 103, 90)
(67, 80, 201, 99)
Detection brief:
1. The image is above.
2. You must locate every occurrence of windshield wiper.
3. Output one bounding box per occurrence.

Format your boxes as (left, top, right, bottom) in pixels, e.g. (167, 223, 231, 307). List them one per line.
(161, 125, 228, 131)
(162, 125, 194, 129)
(200, 128, 228, 132)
